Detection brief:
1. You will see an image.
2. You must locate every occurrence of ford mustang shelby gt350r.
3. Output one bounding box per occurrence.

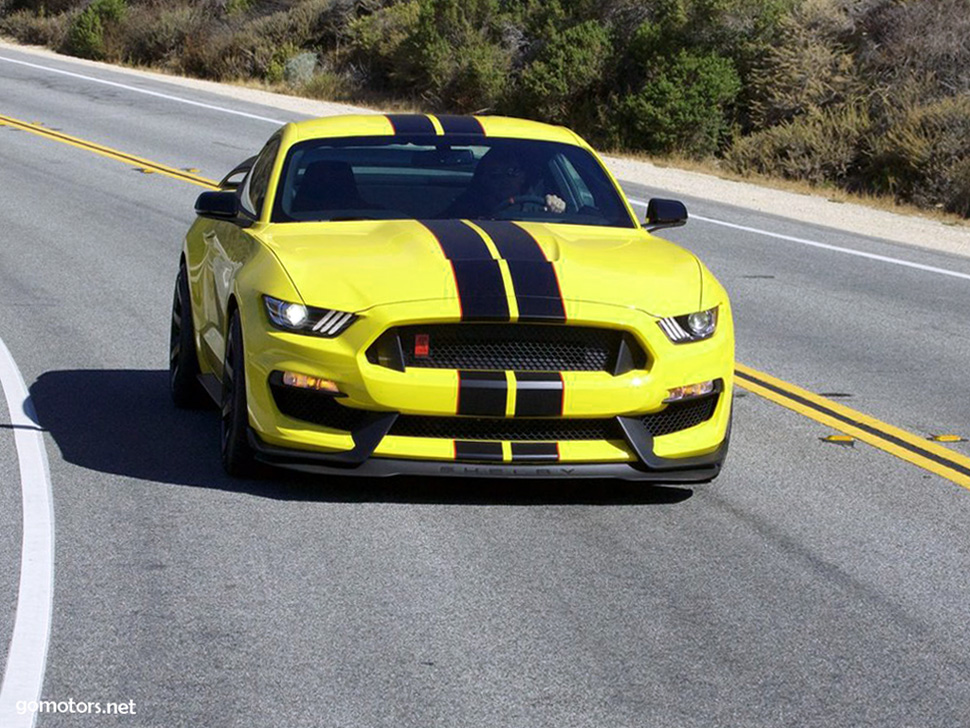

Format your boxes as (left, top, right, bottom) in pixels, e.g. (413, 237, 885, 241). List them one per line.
(170, 114, 733, 480)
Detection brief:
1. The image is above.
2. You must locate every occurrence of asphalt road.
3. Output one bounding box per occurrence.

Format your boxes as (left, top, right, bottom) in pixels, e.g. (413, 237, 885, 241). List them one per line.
(2, 45, 970, 727)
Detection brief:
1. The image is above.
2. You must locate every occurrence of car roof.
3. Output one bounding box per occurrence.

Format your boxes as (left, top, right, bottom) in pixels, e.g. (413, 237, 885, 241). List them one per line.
(286, 114, 588, 147)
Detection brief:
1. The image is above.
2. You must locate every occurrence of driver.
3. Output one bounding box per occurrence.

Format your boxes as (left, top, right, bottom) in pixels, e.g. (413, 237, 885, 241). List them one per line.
(442, 148, 566, 219)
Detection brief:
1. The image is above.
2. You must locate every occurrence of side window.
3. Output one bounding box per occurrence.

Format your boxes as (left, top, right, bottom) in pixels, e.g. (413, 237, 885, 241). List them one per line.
(555, 155, 596, 208)
(241, 136, 281, 218)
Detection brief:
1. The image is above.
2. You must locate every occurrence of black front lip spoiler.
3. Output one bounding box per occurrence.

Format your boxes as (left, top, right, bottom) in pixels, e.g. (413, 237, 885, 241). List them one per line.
(247, 425, 729, 483)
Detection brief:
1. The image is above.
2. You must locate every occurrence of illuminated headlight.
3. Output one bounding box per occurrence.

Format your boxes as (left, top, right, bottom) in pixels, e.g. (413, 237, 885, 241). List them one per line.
(263, 295, 357, 337)
(664, 380, 716, 403)
(657, 307, 718, 343)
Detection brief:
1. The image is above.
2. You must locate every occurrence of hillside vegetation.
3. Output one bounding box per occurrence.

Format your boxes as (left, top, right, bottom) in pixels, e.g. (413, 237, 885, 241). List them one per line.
(3, 0, 969, 216)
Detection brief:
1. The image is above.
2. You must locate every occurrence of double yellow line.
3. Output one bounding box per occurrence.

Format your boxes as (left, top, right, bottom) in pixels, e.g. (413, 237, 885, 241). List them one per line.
(5, 112, 970, 489)
(736, 365, 970, 488)
(0, 113, 218, 189)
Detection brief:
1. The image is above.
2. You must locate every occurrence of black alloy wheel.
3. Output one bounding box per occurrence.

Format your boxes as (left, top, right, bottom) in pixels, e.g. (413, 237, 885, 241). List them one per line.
(170, 265, 207, 408)
(221, 310, 257, 476)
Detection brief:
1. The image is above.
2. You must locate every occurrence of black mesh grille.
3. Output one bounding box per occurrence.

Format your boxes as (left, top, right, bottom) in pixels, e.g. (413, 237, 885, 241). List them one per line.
(390, 416, 624, 441)
(640, 395, 718, 436)
(270, 385, 372, 431)
(374, 324, 640, 372)
(389, 395, 718, 442)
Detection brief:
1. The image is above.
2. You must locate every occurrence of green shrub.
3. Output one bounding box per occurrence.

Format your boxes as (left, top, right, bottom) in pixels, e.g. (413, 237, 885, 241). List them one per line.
(865, 92, 970, 213)
(64, 6, 104, 59)
(616, 49, 741, 157)
(62, 0, 127, 60)
(121, 3, 205, 67)
(746, 0, 858, 128)
(299, 69, 347, 100)
(946, 158, 970, 219)
(513, 20, 612, 126)
(393, 0, 512, 111)
(346, 1, 422, 88)
(725, 101, 870, 185)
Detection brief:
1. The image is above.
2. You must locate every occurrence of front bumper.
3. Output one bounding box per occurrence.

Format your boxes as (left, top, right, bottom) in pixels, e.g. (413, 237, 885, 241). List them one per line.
(238, 296, 734, 479)
(248, 423, 730, 482)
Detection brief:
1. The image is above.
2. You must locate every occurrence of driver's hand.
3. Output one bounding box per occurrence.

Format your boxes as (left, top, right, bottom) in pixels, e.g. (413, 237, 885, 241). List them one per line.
(544, 194, 566, 214)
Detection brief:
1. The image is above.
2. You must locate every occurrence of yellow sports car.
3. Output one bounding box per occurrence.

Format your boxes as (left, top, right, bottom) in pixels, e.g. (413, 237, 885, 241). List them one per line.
(170, 114, 733, 481)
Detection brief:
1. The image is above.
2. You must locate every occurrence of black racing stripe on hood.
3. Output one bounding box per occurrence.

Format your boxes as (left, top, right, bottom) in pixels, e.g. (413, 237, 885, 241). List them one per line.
(386, 114, 436, 135)
(421, 220, 510, 322)
(475, 222, 566, 322)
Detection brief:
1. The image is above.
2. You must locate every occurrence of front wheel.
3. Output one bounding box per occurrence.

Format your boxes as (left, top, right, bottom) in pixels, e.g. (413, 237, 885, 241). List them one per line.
(221, 310, 257, 476)
(170, 265, 207, 408)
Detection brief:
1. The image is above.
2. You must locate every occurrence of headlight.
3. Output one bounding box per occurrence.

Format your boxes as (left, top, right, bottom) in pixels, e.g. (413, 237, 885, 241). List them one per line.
(657, 306, 718, 343)
(263, 295, 357, 337)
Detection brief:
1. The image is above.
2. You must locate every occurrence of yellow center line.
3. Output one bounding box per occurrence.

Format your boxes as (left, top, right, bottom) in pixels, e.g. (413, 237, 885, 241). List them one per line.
(0, 113, 218, 189)
(736, 364, 970, 489)
(6, 111, 969, 489)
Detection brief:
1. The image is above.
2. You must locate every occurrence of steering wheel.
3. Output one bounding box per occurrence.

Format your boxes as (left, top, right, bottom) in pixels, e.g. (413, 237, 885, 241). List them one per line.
(495, 195, 549, 212)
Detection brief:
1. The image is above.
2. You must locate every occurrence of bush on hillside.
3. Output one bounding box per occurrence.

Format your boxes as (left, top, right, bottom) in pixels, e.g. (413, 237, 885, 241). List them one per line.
(511, 20, 612, 128)
(725, 101, 870, 184)
(865, 91, 970, 213)
(0, 8, 68, 46)
(121, 3, 206, 67)
(62, 0, 126, 60)
(616, 47, 741, 156)
(746, 0, 859, 128)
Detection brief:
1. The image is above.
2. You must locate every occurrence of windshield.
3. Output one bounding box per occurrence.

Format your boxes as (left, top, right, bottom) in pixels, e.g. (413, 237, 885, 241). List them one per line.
(271, 136, 636, 228)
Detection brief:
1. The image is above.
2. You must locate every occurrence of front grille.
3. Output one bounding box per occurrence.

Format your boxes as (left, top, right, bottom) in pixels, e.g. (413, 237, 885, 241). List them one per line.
(270, 385, 371, 431)
(640, 395, 718, 437)
(370, 324, 644, 372)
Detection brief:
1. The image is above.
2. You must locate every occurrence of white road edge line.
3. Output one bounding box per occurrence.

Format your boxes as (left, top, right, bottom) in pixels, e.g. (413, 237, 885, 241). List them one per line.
(0, 337, 54, 728)
(0, 54, 287, 125)
(628, 197, 970, 282)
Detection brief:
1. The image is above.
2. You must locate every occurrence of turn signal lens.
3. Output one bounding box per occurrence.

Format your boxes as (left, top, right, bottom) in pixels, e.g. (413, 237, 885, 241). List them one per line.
(282, 371, 340, 393)
(664, 380, 715, 403)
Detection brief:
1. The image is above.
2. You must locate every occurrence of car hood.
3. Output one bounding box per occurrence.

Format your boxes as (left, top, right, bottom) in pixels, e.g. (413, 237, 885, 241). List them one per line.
(257, 220, 702, 318)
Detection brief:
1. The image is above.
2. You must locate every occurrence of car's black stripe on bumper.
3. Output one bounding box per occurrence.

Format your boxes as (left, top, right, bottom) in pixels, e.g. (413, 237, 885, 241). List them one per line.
(511, 442, 560, 462)
(454, 440, 504, 462)
(386, 114, 436, 135)
(421, 220, 510, 322)
(514, 372, 564, 417)
(436, 115, 485, 135)
(474, 221, 566, 322)
(458, 371, 508, 416)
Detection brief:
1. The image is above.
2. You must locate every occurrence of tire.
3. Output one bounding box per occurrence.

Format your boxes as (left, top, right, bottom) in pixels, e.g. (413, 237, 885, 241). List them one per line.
(221, 310, 257, 476)
(170, 265, 208, 408)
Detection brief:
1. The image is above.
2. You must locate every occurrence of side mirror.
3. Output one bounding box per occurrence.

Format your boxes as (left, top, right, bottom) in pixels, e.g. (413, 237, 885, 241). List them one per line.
(644, 198, 688, 232)
(195, 191, 239, 220)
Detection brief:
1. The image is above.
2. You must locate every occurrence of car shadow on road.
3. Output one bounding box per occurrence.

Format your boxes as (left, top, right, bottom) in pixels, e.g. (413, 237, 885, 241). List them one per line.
(30, 369, 694, 506)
